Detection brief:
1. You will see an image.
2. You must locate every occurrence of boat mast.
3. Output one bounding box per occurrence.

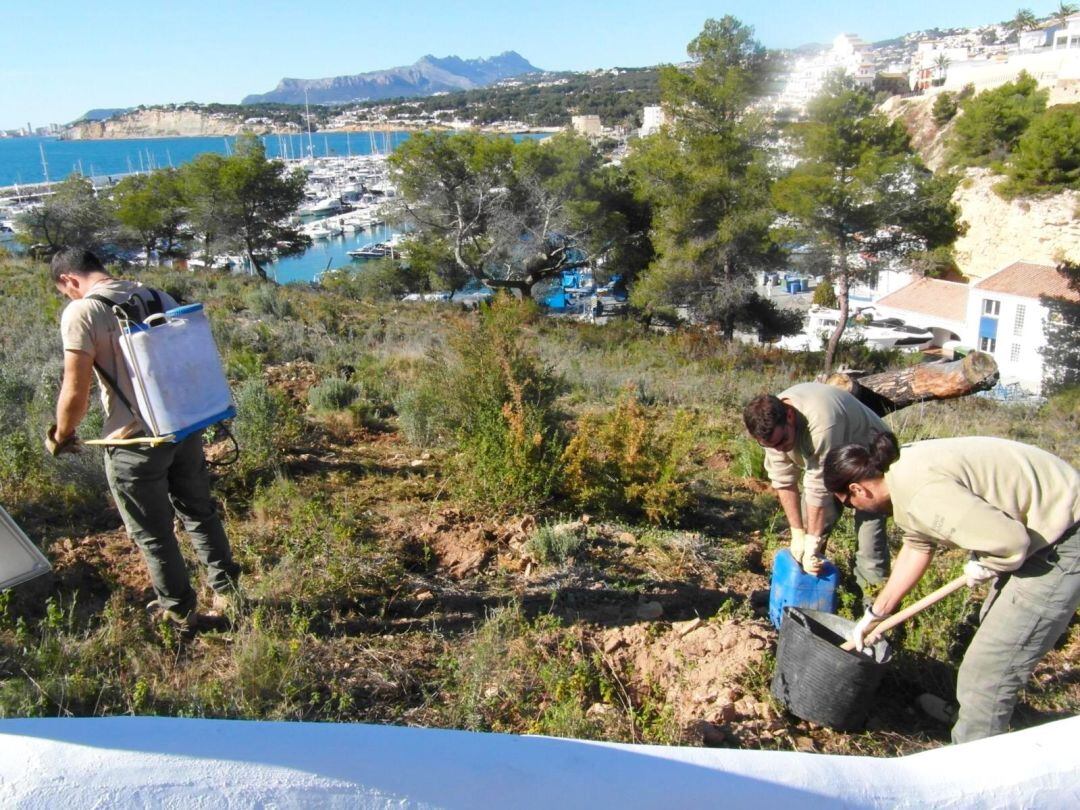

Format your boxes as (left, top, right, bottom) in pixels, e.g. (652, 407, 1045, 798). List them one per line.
(304, 88, 314, 160)
(38, 142, 50, 185)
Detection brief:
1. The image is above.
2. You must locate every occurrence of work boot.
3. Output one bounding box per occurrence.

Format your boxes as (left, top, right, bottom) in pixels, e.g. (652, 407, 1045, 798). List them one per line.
(146, 599, 198, 633)
(916, 693, 958, 724)
(209, 590, 244, 619)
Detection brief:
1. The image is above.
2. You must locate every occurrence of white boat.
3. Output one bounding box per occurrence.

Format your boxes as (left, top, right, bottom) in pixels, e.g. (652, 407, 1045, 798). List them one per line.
(299, 196, 343, 216)
(775, 306, 934, 352)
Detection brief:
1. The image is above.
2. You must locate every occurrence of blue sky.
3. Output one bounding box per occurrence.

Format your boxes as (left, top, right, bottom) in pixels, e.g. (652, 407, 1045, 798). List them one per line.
(0, 0, 1049, 130)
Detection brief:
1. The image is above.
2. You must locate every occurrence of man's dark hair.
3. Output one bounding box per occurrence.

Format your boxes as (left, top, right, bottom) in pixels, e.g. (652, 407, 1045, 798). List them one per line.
(49, 248, 106, 284)
(822, 432, 901, 494)
(743, 394, 789, 441)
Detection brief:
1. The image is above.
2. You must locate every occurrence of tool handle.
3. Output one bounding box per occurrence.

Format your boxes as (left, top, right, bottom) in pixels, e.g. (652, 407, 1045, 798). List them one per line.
(840, 574, 968, 652)
(84, 435, 175, 447)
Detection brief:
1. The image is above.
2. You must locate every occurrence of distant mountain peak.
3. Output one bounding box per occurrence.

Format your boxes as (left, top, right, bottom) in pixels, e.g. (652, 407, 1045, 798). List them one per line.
(242, 52, 542, 106)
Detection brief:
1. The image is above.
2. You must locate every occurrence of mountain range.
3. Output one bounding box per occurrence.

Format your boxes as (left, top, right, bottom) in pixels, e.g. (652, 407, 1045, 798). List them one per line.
(241, 51, 542, 106)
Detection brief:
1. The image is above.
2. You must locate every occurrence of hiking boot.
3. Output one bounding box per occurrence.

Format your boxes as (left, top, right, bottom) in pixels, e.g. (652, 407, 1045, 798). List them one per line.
(146, 599, 198, 631)
(916, 693, 958, 724)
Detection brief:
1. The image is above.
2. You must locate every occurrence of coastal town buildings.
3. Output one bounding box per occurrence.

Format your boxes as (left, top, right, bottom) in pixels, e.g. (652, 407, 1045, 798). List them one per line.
(872, 261, 1077, 394)
(777, 34, 876, 114)
(571, 115, 602, 137)
(639, 106, 668, 137)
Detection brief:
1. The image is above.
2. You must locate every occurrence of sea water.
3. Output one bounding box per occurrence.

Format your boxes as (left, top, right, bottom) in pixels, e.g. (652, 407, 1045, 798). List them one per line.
(0, 132, 413, 187)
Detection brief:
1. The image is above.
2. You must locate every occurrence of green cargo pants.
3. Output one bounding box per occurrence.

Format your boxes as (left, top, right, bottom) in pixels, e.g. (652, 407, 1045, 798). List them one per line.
(953, 521, 1080, 744)
(104, 431, 239, 615)
(812, 495, 891, 590)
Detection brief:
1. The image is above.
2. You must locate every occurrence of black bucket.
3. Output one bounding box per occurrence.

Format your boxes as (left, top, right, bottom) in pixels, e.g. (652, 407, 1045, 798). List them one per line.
(771, 607, 893, 731)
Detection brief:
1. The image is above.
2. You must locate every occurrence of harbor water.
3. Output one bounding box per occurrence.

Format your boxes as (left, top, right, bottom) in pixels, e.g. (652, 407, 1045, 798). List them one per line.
(0, 132, 412, 187)
(2, 132, 548, 284)
(272, 222, 399, 285)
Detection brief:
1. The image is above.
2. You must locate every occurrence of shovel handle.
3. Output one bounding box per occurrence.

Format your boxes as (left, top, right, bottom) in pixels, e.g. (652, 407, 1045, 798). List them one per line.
(840, 574, 968, 652)
(84, 435, 176, 447)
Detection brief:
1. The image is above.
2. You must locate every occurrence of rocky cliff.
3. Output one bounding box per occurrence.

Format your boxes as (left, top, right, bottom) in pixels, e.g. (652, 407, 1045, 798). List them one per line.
(64, 108, 280, 140)
(881, 94, 1080, 279)
(952, 168, 1080, 279)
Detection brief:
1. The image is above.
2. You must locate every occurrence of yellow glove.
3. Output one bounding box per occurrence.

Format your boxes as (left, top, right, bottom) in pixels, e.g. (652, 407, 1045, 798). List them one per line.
(789, 528, 806, 566)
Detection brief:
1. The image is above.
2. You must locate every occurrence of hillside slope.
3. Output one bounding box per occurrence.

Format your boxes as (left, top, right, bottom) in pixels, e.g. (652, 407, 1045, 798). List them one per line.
(882, 94, 1080, 278)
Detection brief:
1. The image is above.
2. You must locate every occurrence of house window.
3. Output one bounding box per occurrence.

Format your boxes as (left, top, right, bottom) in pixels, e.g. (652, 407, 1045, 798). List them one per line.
(982, 299, 1000, 317)
(1010, 343, 1021, 362)
(1013, 304, 1026, 335)
(979, 336, 997, 353)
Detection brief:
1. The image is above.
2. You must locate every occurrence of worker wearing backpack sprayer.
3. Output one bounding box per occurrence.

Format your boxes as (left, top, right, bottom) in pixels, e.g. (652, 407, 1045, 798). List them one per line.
(822, 433, 1080, 744)
(47, 248, 241, 632)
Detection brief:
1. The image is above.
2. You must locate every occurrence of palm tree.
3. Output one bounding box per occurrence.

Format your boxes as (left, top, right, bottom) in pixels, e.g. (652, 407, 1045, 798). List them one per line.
(1008, 8, 1039, 35)
(1055, 2, 1078, 26)
(932, 53, 951, 87)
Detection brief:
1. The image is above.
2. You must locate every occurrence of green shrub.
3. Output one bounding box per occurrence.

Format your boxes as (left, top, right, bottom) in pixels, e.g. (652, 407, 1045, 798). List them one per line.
(561, 388, 693, 525)
(318, 258, 420, 301)
(244, 285, 295, 318)
(232, 378, 299, 476)
(443, 296, 566, 510)
(525, 523, 586, 565)
(308, 377, 360, 412)
(932, 92, 958, 127)
(948, 72, 1047, 167)
(731, 434, 767, 481)
(811, 279, 837, 308)
(393, 379, 447, 447)
(436, 605, 605, 738)
(999, 104, 1080, 198)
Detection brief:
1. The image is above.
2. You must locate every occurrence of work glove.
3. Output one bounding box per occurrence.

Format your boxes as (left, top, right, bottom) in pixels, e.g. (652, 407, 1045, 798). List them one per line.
(963, 557, 997, 589)
(802, 534, 827, 575)
(45, 425, 81, 457)
(850, 606, 889, 653)
(789, 527, 807, 566)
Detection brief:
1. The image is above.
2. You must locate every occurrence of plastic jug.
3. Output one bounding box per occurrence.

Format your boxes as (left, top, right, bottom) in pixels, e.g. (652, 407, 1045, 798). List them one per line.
(119, 304, 236, 441)
(768, 548, 838, 629)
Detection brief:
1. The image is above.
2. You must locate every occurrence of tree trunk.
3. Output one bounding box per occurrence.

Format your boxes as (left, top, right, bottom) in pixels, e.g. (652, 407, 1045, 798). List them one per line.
(485, 278, 532, 299)
(823, 245, 850, 373)
(246, 243, 268, 281)
(825, 351, 999, 416)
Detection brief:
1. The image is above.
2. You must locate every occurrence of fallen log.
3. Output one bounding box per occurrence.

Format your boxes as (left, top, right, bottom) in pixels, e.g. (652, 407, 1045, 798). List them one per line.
(826, 351, 999, 416)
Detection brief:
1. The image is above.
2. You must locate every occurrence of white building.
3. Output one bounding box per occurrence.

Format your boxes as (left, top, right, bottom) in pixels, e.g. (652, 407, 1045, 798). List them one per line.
(873, 276, 970, 347)
(874, 261, 1079, 394)
(571, 115, 602, 137)
(778, 33, 877, 114)
(909, 42, 971, 92)
(639, 105, 668, 137)
(1053, 13, 1080, 49)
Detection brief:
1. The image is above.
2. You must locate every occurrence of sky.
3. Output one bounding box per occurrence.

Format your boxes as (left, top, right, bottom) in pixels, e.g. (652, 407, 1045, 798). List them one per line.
(0, 0, 1048, 130)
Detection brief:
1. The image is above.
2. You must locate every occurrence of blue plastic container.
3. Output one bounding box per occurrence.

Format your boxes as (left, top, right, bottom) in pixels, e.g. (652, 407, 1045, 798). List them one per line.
(768, 548, 839, 629)
(798, 278, 808, 292)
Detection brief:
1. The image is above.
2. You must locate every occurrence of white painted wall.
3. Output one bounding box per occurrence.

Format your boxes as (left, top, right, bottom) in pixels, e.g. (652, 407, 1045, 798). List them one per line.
(0, 716, 1078, 808)
(964, 289, 1049, 393)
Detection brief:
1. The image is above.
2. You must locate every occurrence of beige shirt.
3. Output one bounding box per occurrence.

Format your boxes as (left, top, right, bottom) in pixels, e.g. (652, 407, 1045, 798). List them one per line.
(60, 279, 177, 438)
(885, 437, 1080, 572)
(764, 382, 891, 506)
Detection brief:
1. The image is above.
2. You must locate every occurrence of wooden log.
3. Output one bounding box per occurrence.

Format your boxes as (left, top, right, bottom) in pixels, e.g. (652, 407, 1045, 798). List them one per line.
(826, 352, 999, 416)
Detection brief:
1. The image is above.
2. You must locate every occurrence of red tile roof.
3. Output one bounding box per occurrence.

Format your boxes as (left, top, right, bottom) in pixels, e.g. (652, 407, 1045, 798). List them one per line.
(974, 261, 1080, 303)
(875, 277, 969, 322)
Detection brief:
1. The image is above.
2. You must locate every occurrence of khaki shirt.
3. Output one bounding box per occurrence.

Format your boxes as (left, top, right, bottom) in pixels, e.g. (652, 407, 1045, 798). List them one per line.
(764, 382, 891, 507)
(60, 279, 177, 439)
(885, 437, 1080, 572)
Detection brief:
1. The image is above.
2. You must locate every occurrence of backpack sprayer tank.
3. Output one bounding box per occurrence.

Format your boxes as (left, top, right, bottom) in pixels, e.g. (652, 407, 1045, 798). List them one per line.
(118, 304, 235, 441)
